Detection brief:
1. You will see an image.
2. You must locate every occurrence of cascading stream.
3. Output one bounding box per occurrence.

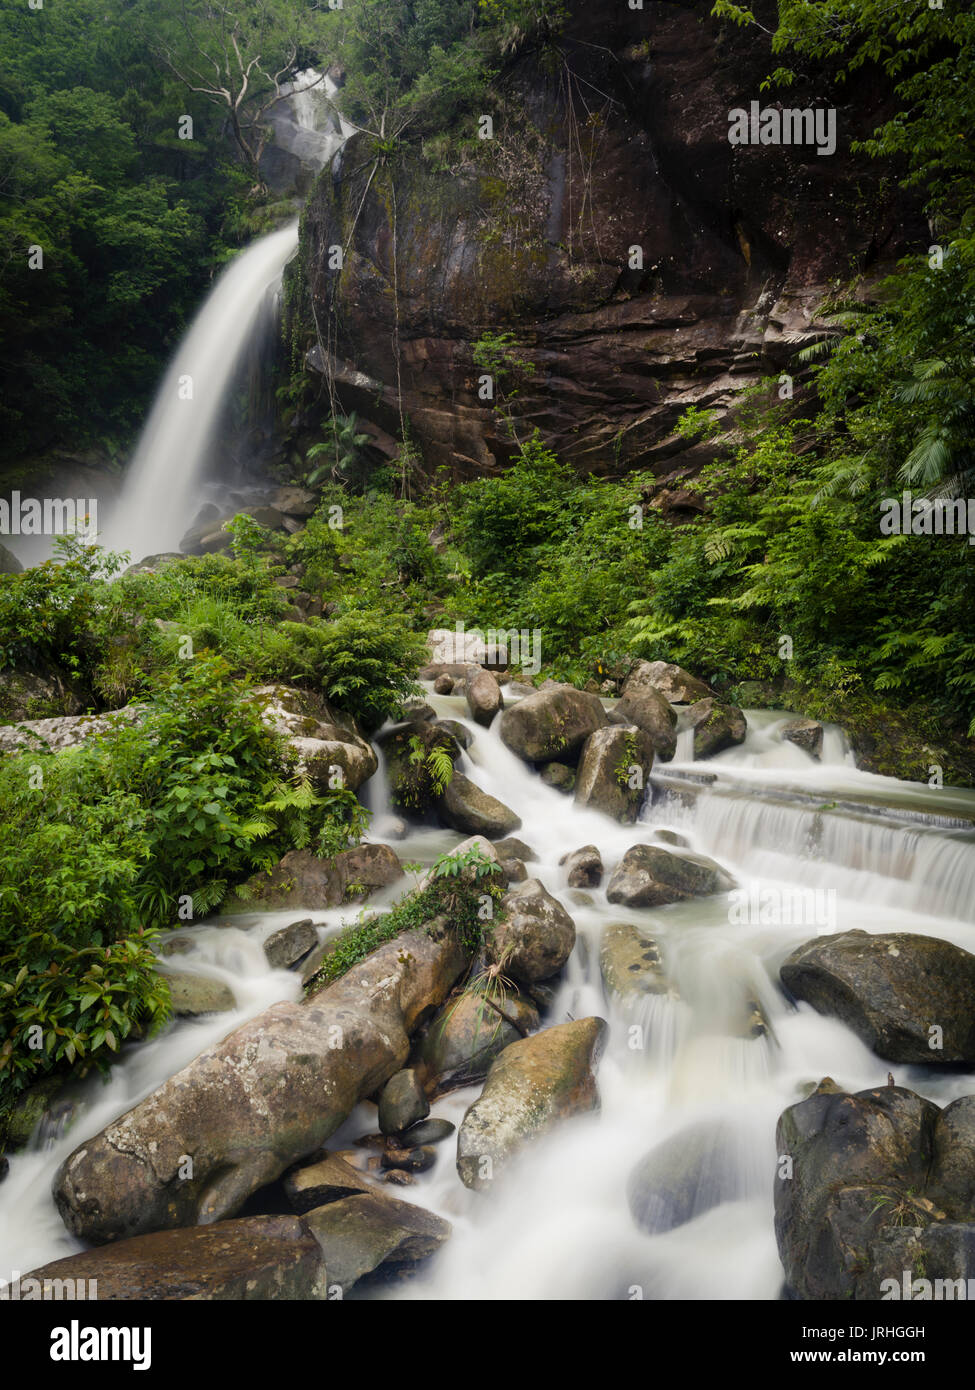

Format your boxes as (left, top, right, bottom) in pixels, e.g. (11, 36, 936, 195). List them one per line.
(4, 699, 975, 1297)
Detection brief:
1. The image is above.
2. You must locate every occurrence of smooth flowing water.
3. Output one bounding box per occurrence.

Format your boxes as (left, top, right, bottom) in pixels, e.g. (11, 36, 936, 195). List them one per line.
(4, 700, 975, 1296)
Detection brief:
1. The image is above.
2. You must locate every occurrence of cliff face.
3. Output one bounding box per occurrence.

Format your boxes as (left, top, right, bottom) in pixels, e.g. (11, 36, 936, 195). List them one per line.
(298, 1, 922, 484)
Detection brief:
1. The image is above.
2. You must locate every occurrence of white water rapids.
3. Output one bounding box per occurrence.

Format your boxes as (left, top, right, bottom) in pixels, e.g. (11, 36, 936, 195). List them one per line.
(3, 697, 975, 1297)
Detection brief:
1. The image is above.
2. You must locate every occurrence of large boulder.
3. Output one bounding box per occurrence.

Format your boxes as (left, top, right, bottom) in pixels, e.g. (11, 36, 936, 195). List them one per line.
(418, 989, 539, 1086)
(774, 1080, 953, 1300)
(252, 685, 377, 791)
(499, 684, 607, 764)
(623, 661, 712, 705)
(456, 1017, 607, 1191)
(438, 771, 521, 838)
(608, 686, 678, 760)
(486, 879, 576, 984)
(54, 921, 470, 1244)
(574, 725, 655, 823)
(605, 843, 735, 908)
(780, 930, 975, 1065)
(7, 1216, 328, 1301)
(466, 668, 503, 727)
(226, 843, 403, 912)
(599, 923, 670, 1003)
(163, 971, 236, 1017)
(681, 697, 747, 759)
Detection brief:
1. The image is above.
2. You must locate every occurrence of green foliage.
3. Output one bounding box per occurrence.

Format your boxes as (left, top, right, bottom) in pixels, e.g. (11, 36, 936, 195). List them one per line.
(305, 413, 372, 488)
(409, 735, 455, 796)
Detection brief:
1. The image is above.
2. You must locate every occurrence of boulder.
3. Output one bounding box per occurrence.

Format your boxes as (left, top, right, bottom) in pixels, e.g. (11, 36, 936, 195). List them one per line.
(380, 718, 462, 816)
(539, 761, 575, 792)
(264, 919, 319, 970)
(493, 837, 535, 862)
(499, 684, 607, 764)
(378, 1069, 429, 1135)
(560, 845, 603, 888)
(628, 1121, 747, 1234)
(466, 668, 503, 727)
(7, 1216, 328, 1301)
(456, 1018, 607, 1191)
(252, 685, 377, 792)
(228, 843, 403, 912)
(436, 718, 472, 750)
(0, 705, 141, 756)
(0, 669, 83, 723)
(487, 879, 576, 984)
(605, 844, 735, 908)
(681, 697, 747, 759)
(267, 486, 318, 518)
(433, 674, 454, 694)
(438, 771, 521, 838)
(500, 857, 527, 884)
(927, 1096, 975, 1220)
(399, 1118, 455, 1147)
(301, 1191, 451, 1295)
(623, 660, 712, 705)
(419, 990, 539, 1086)
(599, 924, 670, 1002)
(53, 920, 470, 1244)
(781, 717, 824, 759)
(163, 971, 236, 1017)
(284, 1153, 374, 1212)
(780, 930, 975, 1065)
(574, 725, 655, 822)
(608, 686, 678, 760)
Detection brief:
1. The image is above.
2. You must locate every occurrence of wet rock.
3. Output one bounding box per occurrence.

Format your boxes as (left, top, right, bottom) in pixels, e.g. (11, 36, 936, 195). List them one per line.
(650, 829, 690, 849)
(2, 1077, 66, 1150)
(457, 1018, 607, 1191)
(540, 761, 576, 792)
(378, 1070, 429, 1136)
(419, 990, 539, 1086)
(500, 856, 527, 884)
(599, 924, 669, 1002)
(284, 1153, 374, 1213)
(380, 719, 462, 816)
(227, 843, 403, 912)
(164, 971, 236, 1017)
(438, 771, 521, 838)
(399, 1118, 455, 1147)
(608, 686, 678, 760)
(302, 1192, 450, 1295)
(927, 1096, 975, 1220)
(264, 919, 318, 970)
(560, 845, 603, 888)
(433, 674, 454, 694)
(384, 1169, 414, 1188)
(9, 1215, 328, 1301)
(780, 930, 975, 1065)
(628, 1121, 747, 1234)
(466, 668, 503, 727)
(436, 718, 472, 750)
(574, 725, 655, 823)
(252, 684, 377, 791)
(781, 717, 824, 760)
(775, 1081, 944, 1300)
(624, 661, 712, 705)
(499, 684, 607, 764)
(606, 843, 735, 908)
(487, 879, 576, 985)
(681, 697, 747, 759)
(380, 1146, 436, 1173)
(493, 837, 535, 862)
(53, 921, 470, 1244)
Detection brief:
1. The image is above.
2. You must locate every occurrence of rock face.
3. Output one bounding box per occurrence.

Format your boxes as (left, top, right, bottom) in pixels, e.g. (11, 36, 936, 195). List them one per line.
(11, 1216, 328, 1301)
(608, 686, 678, 760)
(419, 990, 539, 1086)
(54, 922, 470, 1245)
(781, 717, 824, 759)
(599, 923, 669, 1003)
(466, 668, 503, 727)
(773, 1080, 975, 1300)
(252, 685, 377, 792)
(624, 661, 711, 706)
(780, 930, 975, 1064)
(299, 5, 919, 483)
(682, 697, 747, 759)
(456, 1018, 607, 1191)
(438, 771, 522, 838)
(574, 725, 654, 822)
(605, 843, 735, 908)
(499, 685, 607, 765)
(228, 843, 403, 912)
(486, 879, 576, 984)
